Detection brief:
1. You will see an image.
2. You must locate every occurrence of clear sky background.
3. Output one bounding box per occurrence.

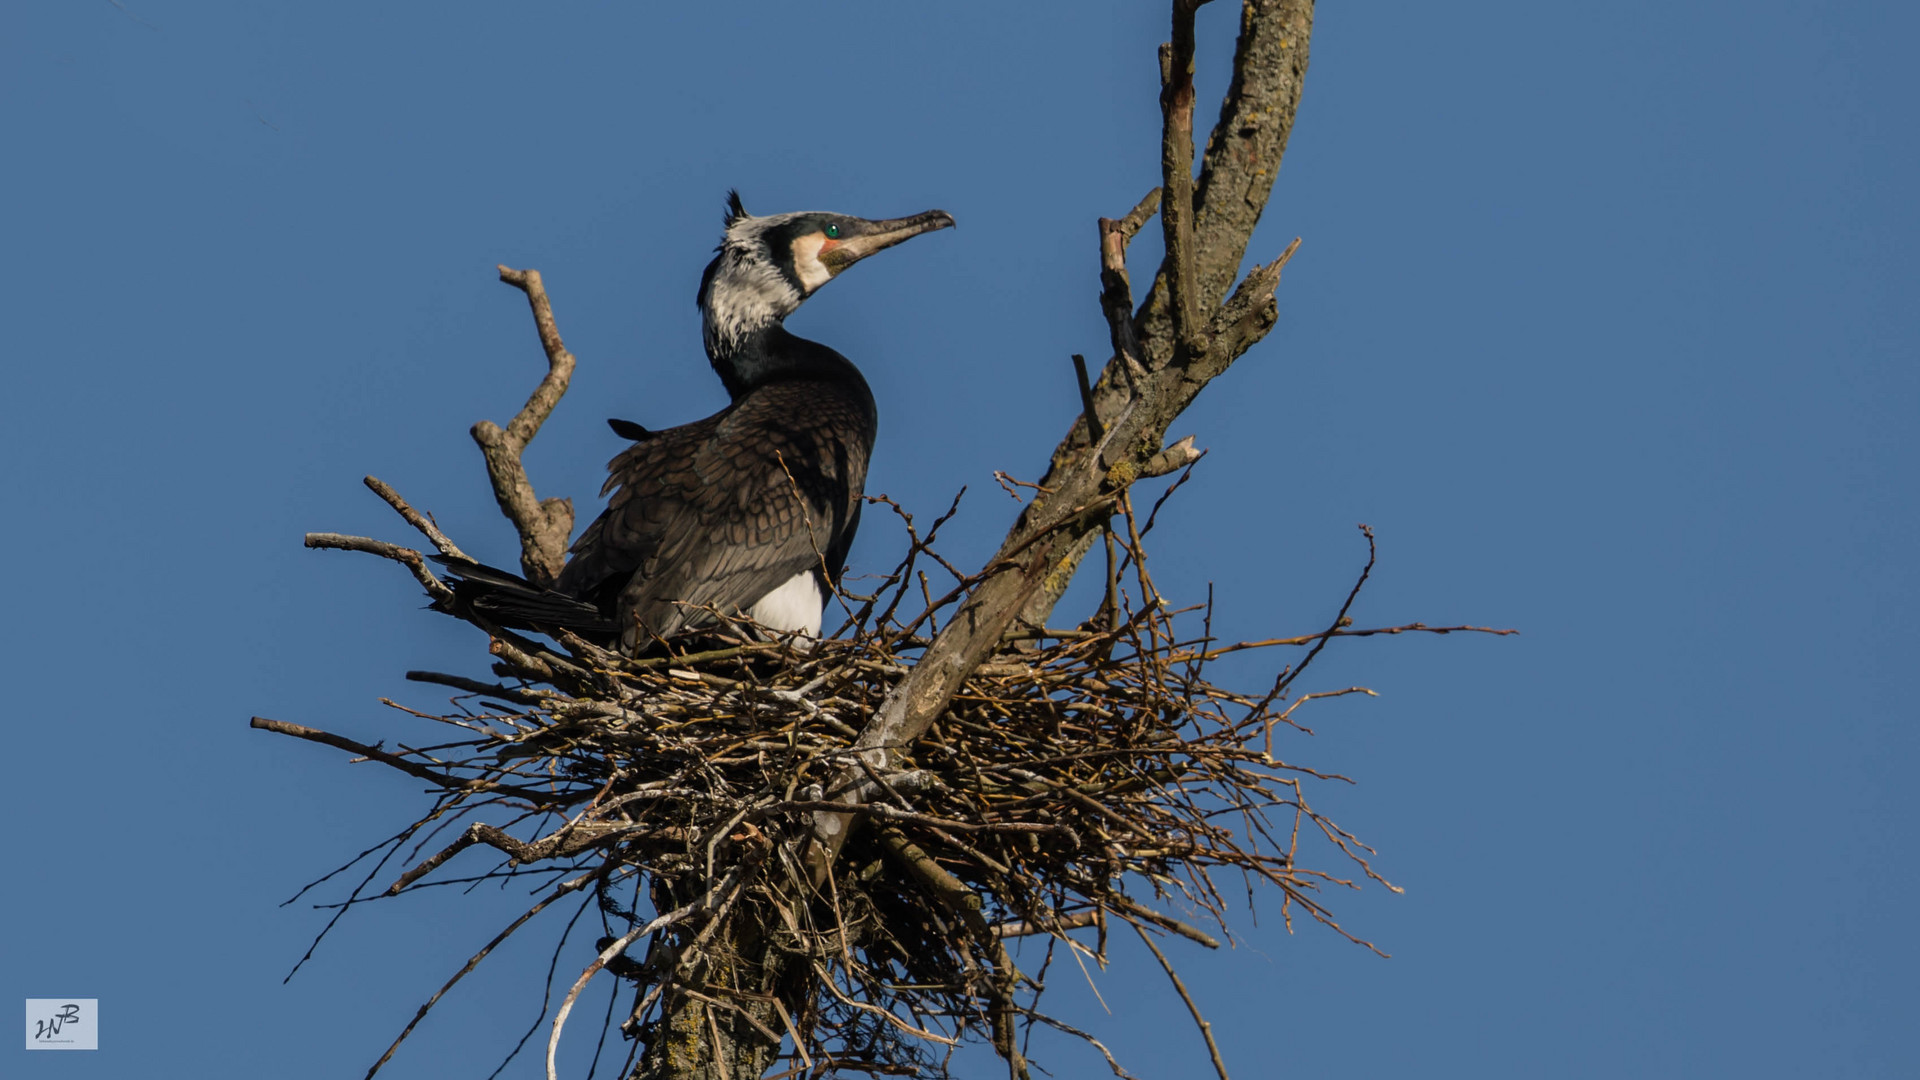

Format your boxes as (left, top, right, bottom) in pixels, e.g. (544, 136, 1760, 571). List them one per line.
(5, 1, 1916, 1077)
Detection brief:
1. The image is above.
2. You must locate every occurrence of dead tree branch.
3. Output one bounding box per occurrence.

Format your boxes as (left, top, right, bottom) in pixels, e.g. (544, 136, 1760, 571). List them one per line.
(1139, 0, 1316, 359)
(303, 532, 453, 603)
(783, 0, 1327, 1041)
(473, 266, 577, 586)
(1018, 0, 1315, 633)
(364, 475, 470, 561)
(1159, 0, 1210, 365)
(1131, 920, 1230, 1080)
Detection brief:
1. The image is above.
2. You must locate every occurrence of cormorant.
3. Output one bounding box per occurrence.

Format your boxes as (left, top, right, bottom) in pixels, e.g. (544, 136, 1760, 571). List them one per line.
(443, 192, 953, 654)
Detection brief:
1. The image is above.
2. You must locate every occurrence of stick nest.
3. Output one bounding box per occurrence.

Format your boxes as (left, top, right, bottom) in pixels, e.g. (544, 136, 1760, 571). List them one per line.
(268, 480, 1511, 1080)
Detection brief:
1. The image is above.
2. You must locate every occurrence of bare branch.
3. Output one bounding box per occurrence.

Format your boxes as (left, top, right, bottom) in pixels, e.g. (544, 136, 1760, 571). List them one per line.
(248, 716, 562, 802)
(1192, 237, 1300, 381)
(365, 881, 589, 1080)
(810, 1, 1317, 881)
(1130, 921, 1230, 1080)
(1013, 187, 1168, 635)
(304, 532, 453, 603)
(363, 475, 470, 561)
(251, 716, 476, 791)
(877, 828, 1031, 1080)
(811, 241, 1308, 877)
(1140, 435, 1202, 478)
(1099, 188, 1162, 379)
(547, 856, 760, 1080)
(1159, 0, 1212, 364)
(1019, 0, 1313, 635)
(1071, 354, 1105, 445)
(1138, 0, 1315, 363)
(991, 911, 1102, 939)
(1193, 622, 1519, 663)
(1192, 0, 1315, 305)
(403, 670, 549, 705)
(472, 266, 577, 586)
(1108, 893, 1221, 949)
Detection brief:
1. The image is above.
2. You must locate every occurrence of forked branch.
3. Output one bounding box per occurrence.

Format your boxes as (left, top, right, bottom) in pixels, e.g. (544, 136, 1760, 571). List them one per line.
(1137, 0, 1316, 360)
(474, 266, 577, 586)
(1017, 0, 1314, 635)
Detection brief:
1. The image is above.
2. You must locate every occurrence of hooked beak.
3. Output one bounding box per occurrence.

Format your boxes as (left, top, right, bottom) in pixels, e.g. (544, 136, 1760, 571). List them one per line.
(821, 209, 956, 274)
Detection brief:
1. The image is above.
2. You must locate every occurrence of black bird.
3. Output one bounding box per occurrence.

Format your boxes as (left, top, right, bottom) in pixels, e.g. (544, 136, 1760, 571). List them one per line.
(445, 193, 953, 654)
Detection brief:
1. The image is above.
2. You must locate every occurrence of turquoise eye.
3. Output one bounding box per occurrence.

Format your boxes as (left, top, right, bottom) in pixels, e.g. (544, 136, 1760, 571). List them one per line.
(824, 224, 841, 239)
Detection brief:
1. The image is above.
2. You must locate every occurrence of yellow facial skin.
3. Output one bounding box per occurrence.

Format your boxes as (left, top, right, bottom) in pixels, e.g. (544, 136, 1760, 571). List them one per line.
(791, 232, 838, 293)
(790, 210, 953, 294)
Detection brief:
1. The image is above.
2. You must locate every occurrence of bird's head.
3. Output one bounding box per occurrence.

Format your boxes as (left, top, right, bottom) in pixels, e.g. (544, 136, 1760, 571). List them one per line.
(698, 191, 954, 361)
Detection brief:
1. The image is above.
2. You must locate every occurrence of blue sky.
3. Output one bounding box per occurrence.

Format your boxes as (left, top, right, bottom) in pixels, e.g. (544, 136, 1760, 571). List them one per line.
(5, 1, 1915, 1077)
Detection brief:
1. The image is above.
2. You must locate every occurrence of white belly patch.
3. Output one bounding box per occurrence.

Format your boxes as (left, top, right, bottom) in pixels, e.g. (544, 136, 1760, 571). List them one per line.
(749, 572, 824, 636)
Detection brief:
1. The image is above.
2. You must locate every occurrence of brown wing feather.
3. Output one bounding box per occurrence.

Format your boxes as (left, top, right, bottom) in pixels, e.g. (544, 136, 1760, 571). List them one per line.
(555, 379, 875, 650)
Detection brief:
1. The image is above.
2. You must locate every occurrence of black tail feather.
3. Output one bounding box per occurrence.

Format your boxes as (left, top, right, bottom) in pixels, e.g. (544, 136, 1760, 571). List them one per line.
(430, 556, 618, 639)
(607, 417, 654, 441)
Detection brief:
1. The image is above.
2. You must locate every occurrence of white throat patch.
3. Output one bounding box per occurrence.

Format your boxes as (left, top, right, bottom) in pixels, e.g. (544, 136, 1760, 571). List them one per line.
(701, 245, 802, 361)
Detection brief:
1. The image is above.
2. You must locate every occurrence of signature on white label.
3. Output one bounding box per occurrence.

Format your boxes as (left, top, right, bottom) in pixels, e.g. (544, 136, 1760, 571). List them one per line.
(25, 999, 97, 1051)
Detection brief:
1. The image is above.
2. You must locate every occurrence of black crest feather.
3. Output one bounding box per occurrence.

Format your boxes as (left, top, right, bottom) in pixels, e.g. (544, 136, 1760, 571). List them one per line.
(724, 189, 748, 228)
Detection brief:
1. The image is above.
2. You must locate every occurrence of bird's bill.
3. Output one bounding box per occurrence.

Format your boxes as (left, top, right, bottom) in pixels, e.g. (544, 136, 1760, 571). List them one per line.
(822, 210, 955, 272)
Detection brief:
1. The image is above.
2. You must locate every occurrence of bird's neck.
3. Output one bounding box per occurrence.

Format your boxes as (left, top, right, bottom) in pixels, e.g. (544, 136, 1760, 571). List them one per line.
(698, 253, 867, 400)
(700, 245, 803, 384)
(707, 323, 867, 401)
